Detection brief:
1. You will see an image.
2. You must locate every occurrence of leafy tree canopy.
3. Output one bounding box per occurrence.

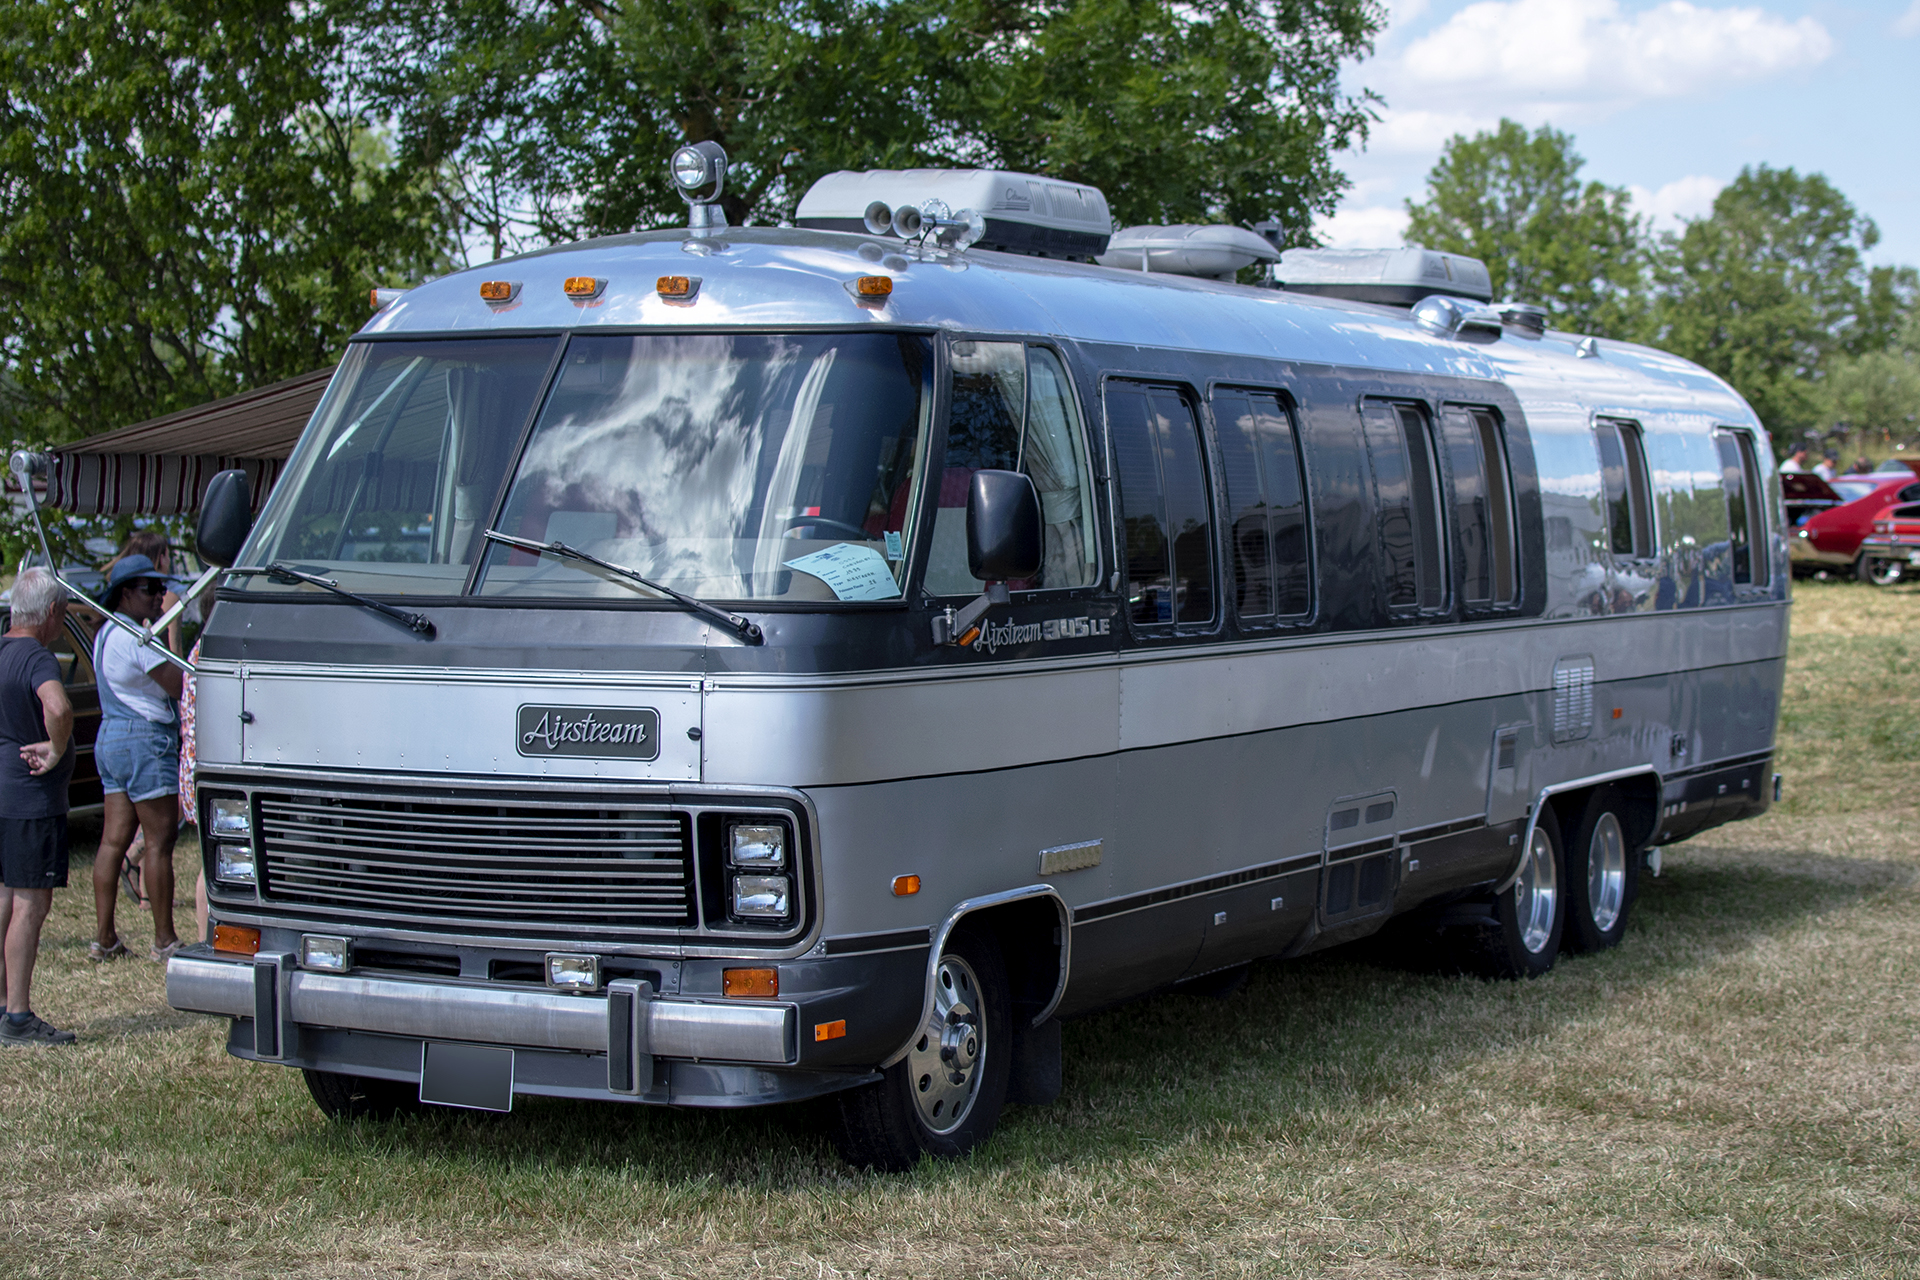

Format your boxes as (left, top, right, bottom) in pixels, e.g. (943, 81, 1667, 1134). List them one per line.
(0, 0, 455, 447)
(1402, 119, 1648, 338)
(343, 0, 1385, 253)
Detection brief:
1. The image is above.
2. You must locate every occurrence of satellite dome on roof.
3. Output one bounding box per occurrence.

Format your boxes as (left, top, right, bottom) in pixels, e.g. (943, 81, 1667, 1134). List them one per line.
(1094, 225, 1282, 280)
(796, 169, 1112, 260)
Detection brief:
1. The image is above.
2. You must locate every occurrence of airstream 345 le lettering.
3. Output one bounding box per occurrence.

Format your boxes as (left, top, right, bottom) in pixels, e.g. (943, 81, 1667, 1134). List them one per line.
(122, 147, 1781, 1169)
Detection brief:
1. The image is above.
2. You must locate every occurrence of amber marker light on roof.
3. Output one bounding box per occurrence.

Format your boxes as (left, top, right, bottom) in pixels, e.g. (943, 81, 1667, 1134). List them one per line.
(369, 288, 406, 310)
(891, 874, 920, 896)
(656, 275, 701, 299)
(856, 275, 892, 297)
(722, 967, 778, 998)
(564, 276, 606, 300)
(478, 280, 521, 305)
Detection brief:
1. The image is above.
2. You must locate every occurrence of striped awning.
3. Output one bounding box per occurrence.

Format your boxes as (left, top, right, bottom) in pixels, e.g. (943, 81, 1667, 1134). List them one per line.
(33, 367, 333, 515)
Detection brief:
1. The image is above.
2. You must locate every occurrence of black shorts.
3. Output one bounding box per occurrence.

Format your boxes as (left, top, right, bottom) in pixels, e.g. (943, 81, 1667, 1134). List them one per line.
(0, 815, 69, 889)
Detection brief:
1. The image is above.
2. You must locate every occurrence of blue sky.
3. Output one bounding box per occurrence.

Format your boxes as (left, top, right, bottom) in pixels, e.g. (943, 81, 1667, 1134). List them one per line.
(1318, 0, 1920, 269)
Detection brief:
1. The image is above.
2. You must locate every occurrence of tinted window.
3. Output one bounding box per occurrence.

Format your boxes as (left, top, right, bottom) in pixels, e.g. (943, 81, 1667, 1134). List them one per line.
(1109, 383, 1215, 627)
(1361, 401, 1445, 611)
(1214, 388, 1310, 619)
(1594, 419, 1653, 557)
(1441, 406, 1518, 605)
(1716, 429, 1771, 587)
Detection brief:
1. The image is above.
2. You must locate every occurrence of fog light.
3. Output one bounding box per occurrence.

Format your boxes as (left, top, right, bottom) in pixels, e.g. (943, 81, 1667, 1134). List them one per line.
(729, 822, 787, 868)
(300, 934, 351, 972)
(544, 953, 602, 991)
(732, 874, 791, 920)
(208, 797, 251, 840)
(722, 967, 778, 998)
(212, 843, 256, 886)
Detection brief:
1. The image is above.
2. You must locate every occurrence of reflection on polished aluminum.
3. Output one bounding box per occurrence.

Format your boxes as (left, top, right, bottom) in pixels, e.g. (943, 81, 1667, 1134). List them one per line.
(1516, 827, 1560, 955)
(1586, 811, 1627, 932)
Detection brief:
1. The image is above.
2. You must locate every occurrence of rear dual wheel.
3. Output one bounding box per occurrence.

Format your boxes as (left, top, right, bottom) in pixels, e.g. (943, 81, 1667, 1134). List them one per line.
(828, 926, 1011, 1171)
(1562, 787, 1640, 953)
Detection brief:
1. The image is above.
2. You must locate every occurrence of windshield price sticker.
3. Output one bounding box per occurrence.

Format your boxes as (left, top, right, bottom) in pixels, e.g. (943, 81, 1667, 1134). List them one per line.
(517, 705, 660, 761)
(784, 544, 902, 601)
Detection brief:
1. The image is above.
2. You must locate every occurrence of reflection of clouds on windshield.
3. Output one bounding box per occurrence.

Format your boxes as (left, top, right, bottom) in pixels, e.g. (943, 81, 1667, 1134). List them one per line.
(518, 335, 804, 591)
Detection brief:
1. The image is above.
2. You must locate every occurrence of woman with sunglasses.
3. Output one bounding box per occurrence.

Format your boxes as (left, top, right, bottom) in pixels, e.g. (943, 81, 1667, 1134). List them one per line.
(87, 555, 184, 962)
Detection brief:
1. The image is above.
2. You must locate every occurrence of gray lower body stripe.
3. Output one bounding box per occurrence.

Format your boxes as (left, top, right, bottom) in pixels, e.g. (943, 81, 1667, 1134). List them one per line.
(1074, 853, 1322, 925)
(821, 928, 931, 956)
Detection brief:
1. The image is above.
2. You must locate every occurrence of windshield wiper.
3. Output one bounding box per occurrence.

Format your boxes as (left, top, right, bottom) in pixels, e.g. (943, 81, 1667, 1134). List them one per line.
(224, 563, 437, 638)
(482, 530, 764, 645)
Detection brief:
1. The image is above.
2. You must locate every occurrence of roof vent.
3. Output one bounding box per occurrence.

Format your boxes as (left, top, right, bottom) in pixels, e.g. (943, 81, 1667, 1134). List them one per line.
(797, 169, 1111, 259)
(1274, 247, 1492, 306)
(1495, 301, 1549, 335)
(1093, 225, 1282, 280)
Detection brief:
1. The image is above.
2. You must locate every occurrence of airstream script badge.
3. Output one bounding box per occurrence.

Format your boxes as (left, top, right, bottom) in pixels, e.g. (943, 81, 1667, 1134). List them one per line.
(516, 705, 660, 761)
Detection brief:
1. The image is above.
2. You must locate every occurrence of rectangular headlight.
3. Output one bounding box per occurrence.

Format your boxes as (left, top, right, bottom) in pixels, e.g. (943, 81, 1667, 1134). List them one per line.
(731, 874, 792, 920)
(300, 934, 351, 972)
(544, 953, 602, 991)
(208, 797, 252, 840)
(212, 843, 256, 886)
(729, 822, 787, 869)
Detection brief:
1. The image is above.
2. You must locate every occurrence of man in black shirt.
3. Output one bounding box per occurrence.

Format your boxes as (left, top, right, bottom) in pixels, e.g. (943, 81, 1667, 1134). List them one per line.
(0, 568, 77, 1046)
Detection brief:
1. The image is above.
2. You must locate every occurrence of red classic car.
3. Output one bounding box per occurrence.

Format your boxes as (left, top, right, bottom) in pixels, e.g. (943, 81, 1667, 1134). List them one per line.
(1789, 472, 1920, 579)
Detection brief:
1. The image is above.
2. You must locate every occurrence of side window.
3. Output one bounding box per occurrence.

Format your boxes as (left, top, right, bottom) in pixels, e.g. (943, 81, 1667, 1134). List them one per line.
(45, 618, 94, 687)
(925, 342, 1097, 595)
(1441, 406, 1519, 606)
(1213, 387, 1310, 620)
(1593, 419, 1654, 557)
(1360, 400, 1446, 612)
(1715, 428, 1771, 587)
(1108, 381, 1216, 628)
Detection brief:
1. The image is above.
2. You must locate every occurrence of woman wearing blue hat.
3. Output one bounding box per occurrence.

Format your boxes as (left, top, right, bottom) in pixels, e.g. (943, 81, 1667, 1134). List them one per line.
(87, 554, 184, 962)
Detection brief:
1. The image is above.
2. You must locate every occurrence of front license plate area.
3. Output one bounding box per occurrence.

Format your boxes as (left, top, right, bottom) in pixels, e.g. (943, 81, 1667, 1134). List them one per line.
(419, 1042, 515, 1112)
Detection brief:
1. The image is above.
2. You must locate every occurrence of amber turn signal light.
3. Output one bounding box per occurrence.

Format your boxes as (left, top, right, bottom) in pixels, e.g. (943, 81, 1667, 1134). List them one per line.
(815, 1019, 847, 1042)
(891, 874, 920, 896)
(213, 924, 261, 955)
(478, 280, 520, 304)
(722, 967, 778, 998)
(563, 276, 606, 300)
(656, 275, 696, 297)
(854, 275, 893, 297)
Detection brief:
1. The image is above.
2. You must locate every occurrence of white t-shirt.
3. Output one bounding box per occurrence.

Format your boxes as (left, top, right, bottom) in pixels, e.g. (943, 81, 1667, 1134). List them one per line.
(95, 614, 176, 724)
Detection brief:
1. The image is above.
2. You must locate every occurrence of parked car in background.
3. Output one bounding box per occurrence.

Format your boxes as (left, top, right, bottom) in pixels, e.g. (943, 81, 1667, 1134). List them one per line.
(1782, 473, 1843, 528)
(1856, 501, 1920, 585)
(0, 593, 104, 810)
(1790, 472, 1920, 579)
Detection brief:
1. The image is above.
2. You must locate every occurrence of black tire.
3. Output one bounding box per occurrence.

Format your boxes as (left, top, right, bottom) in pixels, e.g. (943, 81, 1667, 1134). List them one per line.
(1858, 554, 1904, 586)
(303, 1068, 423, 1121)
(828, 926, 1011, 1171)
(1469, 818, 1565, 979)
(1561, 787, 1639, 953)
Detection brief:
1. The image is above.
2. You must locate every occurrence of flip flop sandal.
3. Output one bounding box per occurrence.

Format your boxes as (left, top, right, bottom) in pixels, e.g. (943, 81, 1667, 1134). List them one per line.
(119, 861, 148, 908)
(88, 937, 129, 963)
(149, 941, 183, 962)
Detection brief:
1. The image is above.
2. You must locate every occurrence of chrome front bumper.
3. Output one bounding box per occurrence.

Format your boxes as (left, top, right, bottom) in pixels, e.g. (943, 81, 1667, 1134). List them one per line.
(167, 953, 795, 1067)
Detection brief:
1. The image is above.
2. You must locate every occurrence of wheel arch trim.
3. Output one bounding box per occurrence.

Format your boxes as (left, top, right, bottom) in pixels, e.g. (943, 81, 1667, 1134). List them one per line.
(880, 884, 1069, 1069)
(1493, 765, 1663, 895)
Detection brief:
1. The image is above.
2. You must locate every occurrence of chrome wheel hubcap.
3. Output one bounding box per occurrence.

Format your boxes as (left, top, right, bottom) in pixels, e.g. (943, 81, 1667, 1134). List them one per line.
(1587, 811, 1626, 933)
(1515, 826, 1559, 954)
(907, 954, 985, 1134)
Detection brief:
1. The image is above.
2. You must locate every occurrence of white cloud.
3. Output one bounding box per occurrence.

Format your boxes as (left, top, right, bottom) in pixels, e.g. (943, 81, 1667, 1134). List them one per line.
(1628, 174, 1725, 230)
(1388, 0, 1832, 108)
(1896, 1, 1920, 37)
(1313, 204, 1412, 249)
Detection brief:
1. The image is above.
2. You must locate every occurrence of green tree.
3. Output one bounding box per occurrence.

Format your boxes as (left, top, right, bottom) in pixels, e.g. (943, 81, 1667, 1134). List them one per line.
(1402, 119, 1649, 337)
(1822, 311, 1920, 441)
(1652, 165, 1910, 444)
(0, 0, 456, 447)
(345, 0, 1384, 252)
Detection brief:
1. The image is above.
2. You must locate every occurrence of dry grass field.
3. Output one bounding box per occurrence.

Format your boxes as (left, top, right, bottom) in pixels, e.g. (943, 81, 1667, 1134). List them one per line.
(4, 579, 1917, 1278)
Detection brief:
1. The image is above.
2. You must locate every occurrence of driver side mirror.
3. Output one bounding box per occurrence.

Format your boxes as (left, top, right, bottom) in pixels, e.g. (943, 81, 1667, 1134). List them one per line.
(196, 469, 255, 568)
(967, 469, 1043, 583)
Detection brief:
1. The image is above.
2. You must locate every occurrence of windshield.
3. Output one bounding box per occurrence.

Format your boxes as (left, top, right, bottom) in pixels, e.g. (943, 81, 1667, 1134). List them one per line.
(237, 337, 560, 593)
(237, 333, 933, 601)
(1830, 479, 1879, 503)
(475, 333, 931, 601)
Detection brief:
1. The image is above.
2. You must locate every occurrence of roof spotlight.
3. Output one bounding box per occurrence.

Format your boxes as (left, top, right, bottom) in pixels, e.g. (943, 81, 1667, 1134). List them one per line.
(669, 140, 730, 233)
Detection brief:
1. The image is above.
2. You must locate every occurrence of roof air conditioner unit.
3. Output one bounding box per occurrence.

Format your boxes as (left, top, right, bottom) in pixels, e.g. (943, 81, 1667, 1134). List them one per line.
(796, 169, 1112, 259)
(1093, 225, 1282, 280)
(1274, 247, 1492, 306)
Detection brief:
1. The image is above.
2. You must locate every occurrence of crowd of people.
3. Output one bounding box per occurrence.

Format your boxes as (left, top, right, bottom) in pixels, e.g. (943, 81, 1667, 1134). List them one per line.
(1779, 446, 1904, 480)
(0, 535, 206, 1047)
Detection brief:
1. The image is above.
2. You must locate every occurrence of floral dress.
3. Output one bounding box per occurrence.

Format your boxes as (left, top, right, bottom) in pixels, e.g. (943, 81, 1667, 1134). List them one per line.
(177, 640, 199, 825)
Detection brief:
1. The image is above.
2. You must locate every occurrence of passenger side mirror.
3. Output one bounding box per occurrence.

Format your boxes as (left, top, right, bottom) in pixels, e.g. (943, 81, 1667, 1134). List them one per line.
(196, 469, 255, 568)
(966, 469, 1043, 583)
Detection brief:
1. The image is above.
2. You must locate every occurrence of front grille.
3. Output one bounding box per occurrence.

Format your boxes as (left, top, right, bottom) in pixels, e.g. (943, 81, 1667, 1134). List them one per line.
(255, 791, 695, 937)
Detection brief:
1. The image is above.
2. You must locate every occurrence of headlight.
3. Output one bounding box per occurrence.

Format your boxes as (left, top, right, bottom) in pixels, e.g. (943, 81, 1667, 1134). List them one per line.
(731, 875, 792, 920)
(729, 822, 787, 869)
(212, 843, 256, 886)
(544, 953, 602, 991)
(300, 934, 351, 973)
(208, 797, 251, 840)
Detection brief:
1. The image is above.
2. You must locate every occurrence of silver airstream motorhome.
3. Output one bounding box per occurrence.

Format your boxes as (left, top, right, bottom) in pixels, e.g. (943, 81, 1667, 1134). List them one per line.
(137, 148, 1783, 1170)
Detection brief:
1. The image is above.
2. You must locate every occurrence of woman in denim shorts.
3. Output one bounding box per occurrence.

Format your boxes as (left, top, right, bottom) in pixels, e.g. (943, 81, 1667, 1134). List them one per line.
(88, 555, 185, 962)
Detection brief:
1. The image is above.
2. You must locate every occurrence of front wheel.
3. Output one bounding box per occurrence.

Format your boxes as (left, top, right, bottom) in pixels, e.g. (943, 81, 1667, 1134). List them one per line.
(1562, 787, 1639, 953)
(828, 926, 1011, 1171)
(1471, 819, 1564, 979)
(1857, 553, 1904, 586)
